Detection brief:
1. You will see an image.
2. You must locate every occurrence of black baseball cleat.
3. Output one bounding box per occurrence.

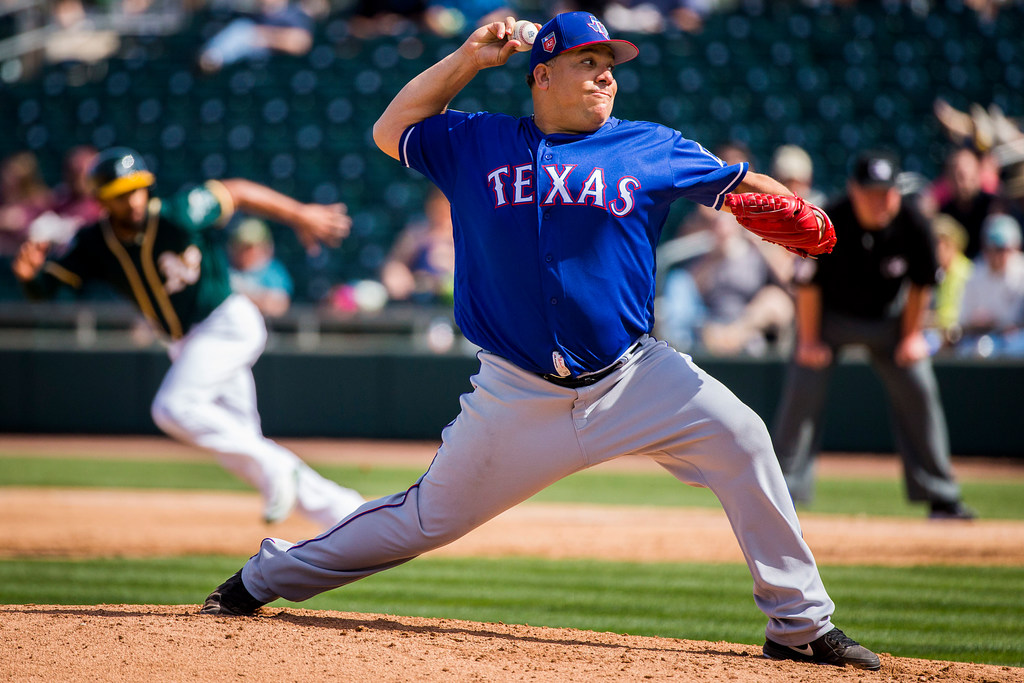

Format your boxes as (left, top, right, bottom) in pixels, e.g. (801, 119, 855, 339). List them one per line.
(763, 627, 881, 670)
(199, 570, 266, 616)
(928, 500, 977, 520)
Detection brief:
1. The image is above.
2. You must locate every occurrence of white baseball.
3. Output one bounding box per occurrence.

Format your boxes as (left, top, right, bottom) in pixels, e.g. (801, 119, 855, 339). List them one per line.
(511, 20, 537, 52)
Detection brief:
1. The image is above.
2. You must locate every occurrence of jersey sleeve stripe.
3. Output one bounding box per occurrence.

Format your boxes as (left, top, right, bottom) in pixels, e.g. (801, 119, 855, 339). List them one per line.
(42, 262, 82, 289)
(204, 179, 236, 225)
(399, 125, 416, 168)
(713, 161, 748, 210)
(694, 142, 725, 167)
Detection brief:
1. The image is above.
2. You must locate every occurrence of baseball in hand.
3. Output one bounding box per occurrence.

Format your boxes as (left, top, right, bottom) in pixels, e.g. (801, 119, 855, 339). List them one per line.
(511, 20, 537, 52)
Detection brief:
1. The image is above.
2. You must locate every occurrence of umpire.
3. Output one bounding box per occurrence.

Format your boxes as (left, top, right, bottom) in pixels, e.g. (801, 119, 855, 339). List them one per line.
(771, 150, 974, 520)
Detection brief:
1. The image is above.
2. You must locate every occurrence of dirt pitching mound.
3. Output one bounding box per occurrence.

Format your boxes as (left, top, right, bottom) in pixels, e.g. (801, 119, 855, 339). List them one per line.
(3, 604, 1022, 682)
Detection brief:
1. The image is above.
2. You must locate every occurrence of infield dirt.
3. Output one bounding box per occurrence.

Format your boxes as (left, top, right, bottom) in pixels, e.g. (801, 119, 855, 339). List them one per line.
(1, 436, 1022, 682)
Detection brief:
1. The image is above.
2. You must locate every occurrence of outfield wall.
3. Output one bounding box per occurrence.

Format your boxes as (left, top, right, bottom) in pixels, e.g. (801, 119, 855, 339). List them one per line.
(1, 346, 1019, 456)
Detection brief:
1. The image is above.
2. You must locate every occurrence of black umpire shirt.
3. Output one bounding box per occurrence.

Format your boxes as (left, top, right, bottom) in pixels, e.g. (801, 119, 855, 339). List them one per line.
(796, 196, 940, 320)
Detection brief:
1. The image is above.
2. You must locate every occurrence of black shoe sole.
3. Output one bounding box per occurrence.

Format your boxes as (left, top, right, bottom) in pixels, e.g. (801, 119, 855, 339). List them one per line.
(763, 641, 881, 670)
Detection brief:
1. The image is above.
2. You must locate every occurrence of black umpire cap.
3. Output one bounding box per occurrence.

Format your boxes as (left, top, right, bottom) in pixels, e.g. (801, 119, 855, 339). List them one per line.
(850, 150, 901, 188)
(90, 147, 155, 200)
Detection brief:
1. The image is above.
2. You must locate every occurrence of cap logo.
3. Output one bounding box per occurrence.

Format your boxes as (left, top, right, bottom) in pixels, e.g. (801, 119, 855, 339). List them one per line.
(121, 155, 136, 170)
(588, 16, 609, 38)
(542, 32, 556, 53)
(869, 159, 893, 182)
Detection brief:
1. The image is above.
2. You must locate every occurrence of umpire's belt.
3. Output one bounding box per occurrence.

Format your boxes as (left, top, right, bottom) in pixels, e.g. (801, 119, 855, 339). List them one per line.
(539, 339, 643, 389)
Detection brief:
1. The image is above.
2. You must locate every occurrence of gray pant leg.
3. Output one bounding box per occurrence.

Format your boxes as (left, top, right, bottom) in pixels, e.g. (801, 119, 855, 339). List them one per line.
(242, 353, 588, 603)
(817, 312, 959, 504)
(581, 344, 835, 645)
(771, 360, 833, 503)
(868, 353, 960, 503)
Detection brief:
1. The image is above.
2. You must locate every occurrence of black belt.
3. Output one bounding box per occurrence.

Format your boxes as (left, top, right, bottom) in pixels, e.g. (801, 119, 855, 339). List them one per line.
(539, 340, 642, 389)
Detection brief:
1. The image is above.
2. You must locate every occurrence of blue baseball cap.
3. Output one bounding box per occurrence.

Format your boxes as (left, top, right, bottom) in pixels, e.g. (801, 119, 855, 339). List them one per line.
(982, 213, 1022, 250)
(529, 12, 639, 73)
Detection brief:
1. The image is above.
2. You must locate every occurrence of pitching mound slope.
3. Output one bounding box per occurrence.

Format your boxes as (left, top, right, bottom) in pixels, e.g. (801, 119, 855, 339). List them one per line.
(2, 604, 1021, 682)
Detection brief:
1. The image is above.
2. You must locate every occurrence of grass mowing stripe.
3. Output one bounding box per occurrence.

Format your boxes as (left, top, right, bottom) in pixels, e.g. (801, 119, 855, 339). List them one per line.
(3, 456, 1024, 519)
(0, 456, 424, 497)
(0, 556, 1021, 666)
(816, 565, 1024, 665)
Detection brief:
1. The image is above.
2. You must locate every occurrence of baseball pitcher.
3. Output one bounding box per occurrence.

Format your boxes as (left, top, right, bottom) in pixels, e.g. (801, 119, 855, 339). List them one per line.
(200, 13, 878, 671)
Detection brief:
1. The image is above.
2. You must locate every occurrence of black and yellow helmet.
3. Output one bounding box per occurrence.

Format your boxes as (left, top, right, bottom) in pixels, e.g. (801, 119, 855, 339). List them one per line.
(89, 147, 155, 200)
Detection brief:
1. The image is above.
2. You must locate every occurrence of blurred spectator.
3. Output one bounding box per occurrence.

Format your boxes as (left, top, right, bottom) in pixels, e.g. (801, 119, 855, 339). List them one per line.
(668, 0, 714, 33)
(965, 0, 1014, 23)
(603, 1, 671, 33)
(936, 147, 997, 260)
(770, 144, 827, 206)
(956, 214, 1024, 357)
(931, 99, 1013, 217)
(347, 0, 428, 38)
(228, 218, 294, 317)
(715, 140, 755, 169)
(688, 210, 794, 356)
(198, 0, 313, 73)
(50, 146, 103, 226)
(926, 214, 973, 352)
(994, 138, 1024, 226)
(0, 151, 53, 257)
(771, 150, 973, 520)
(26, 146, 102, 253)
(43, 0, 120, 66)
(603, 0, 713, 34)
(380, 187, 455, 305)
(676, 201, 719, 237)
(655, 265, 705, 350)
(550, 1, 609, 16)
(424, 1, 512, 37)
(322, 279, 390, 314)
(934, 98, 1022, 159)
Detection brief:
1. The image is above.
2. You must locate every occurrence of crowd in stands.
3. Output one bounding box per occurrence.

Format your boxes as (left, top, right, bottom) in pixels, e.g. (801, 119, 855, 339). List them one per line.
(3, 0, 1020, 98)
(0, 146, 102, 257)
(7, 0, 1022, 69)
(4, 2, 1024, 359)
(5, 101, 1024, 359)
(655, 98, 1024, 360)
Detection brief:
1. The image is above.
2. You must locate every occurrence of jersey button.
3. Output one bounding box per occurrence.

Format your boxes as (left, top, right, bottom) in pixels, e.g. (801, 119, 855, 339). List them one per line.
(544, 154, 552, 160)
(550, 297, 558, 305)
(545, 254, 553, 262)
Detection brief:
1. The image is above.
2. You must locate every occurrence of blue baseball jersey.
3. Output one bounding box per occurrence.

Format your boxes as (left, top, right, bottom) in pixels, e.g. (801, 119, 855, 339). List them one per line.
(400, 111, 747, 375)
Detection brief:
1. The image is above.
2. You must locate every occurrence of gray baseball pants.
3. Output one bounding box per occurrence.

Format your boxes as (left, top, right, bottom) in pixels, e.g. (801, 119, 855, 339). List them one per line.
(242, 336, 836, 645)
(772, 312, 961, 505)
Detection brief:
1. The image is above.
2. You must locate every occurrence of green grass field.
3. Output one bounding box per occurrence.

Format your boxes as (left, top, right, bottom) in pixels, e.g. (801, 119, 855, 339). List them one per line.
(3, 455, 1023, 519)
(1, 451, 1023, 667)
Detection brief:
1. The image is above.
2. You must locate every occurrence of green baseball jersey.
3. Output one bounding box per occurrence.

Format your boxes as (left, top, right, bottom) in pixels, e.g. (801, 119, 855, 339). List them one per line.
(28, 181, 236, 339)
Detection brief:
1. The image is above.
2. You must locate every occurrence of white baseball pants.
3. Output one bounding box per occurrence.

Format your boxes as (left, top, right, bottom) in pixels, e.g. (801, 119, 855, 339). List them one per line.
(242, 336, 835, 645)
(150, 294, 361, 528)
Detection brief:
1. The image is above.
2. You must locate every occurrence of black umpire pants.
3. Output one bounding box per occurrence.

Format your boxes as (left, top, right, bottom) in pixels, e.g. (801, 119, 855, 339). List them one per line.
(771, 311, 961, 505)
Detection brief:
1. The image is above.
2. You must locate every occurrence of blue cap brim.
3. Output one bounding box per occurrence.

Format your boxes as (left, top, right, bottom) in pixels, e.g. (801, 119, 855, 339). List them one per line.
(529, 12, 640, 72)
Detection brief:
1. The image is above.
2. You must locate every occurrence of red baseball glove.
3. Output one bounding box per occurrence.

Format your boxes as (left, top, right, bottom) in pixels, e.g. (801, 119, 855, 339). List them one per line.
(723, 193, 836, 258)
